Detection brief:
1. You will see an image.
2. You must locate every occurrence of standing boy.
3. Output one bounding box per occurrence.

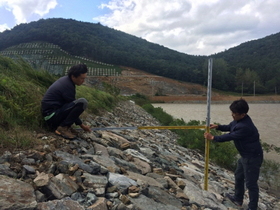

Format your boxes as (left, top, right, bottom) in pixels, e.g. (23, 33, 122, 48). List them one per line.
(204, 99, 263, 210)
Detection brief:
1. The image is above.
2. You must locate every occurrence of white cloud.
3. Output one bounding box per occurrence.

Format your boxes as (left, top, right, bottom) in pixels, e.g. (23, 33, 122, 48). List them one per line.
(0, 0, 57, 24)
(95, 0, 280, 55)
(0, 23, 9, 32)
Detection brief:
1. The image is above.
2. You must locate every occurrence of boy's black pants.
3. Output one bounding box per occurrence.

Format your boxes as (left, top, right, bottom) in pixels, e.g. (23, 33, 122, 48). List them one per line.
(234, 154, 263, 210)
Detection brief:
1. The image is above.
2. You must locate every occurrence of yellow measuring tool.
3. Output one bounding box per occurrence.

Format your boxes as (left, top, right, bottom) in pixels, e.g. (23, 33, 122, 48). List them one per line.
(137, 125, 206, 130)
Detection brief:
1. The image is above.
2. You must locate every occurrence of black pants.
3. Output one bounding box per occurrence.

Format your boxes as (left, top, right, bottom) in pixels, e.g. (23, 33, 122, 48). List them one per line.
(46, 98, 87, 130)
(234, 155, 263, 210)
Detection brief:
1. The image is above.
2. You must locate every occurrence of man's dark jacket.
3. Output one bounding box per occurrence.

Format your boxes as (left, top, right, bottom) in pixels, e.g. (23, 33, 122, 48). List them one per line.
(213, 115, 263, 158)
(41, 76, 76, 116)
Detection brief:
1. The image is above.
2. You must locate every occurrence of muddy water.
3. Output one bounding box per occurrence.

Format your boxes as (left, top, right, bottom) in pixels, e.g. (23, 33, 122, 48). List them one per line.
(153, 103, 280, 163)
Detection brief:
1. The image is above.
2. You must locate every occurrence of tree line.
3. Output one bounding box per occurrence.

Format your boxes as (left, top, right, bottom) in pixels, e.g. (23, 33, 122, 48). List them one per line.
(1, 18, 280, 94)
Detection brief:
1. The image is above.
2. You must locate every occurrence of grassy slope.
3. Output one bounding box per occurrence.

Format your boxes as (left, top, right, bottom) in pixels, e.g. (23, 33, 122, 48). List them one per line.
(0, 41, 122, 75)
(0, 55, 117, 149)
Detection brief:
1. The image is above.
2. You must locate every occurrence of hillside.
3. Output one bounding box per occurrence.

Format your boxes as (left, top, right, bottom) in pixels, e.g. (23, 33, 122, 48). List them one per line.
(93, 67, 280, 103)
(0, 18, 206, 86)
(0, 42, 121, 75)
(213, 32, 280, 74)
(1, 41, 280, 103)
(1, 18, 280, 94)
(0, 55, 118, 149)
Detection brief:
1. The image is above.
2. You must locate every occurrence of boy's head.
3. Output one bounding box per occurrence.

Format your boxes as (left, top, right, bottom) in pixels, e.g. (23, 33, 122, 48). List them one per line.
(230, 98, 249, 114)
(230, 99, 249, 121)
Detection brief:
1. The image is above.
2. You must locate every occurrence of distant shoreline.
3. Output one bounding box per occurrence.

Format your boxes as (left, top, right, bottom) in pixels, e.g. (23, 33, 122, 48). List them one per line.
(150, 95, 280, 104)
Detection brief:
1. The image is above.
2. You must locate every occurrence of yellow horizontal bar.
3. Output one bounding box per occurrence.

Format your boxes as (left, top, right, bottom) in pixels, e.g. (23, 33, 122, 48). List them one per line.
(137, 125, 206, 130)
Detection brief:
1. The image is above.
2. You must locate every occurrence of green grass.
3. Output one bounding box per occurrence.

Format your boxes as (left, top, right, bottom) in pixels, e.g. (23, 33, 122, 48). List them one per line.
(132, 94, 279, 175)
(137, 97, 239, 170)
(76, 85, 116, 114)
(134, 95, 280, 187)
(128, 93, 151, 106)
(1, 41, 123, 75)
(0, 57, 50, 129)
(0, 55, 118, 149)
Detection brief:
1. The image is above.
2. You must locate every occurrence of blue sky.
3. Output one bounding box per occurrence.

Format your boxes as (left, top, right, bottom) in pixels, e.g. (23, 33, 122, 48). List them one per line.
(0, 0, 110, 28)
(1, 0, 280, 56)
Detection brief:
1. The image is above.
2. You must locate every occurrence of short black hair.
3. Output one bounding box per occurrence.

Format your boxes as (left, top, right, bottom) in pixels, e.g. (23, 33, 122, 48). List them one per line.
(229, 98, 249, 114)
(67, 64, 88, 78)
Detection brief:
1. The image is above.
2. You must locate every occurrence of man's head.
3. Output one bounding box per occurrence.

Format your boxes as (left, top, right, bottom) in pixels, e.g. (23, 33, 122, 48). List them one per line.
(67, 64, 88, 86)
(230, 98, 249, 121)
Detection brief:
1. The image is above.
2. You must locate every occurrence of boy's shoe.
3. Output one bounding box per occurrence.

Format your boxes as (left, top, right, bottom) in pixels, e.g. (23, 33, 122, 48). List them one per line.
(55, 126, 76, 140)
(68, 126, 79, 135)
(225, 193, 243, 207)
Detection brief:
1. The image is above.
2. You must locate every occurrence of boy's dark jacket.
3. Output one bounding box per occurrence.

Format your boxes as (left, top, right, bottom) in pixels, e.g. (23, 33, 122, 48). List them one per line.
(213, 115, 263, 158)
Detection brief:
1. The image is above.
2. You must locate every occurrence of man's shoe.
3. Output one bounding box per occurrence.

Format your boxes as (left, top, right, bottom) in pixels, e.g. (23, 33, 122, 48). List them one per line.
(55, 126, 76, 140)
(225, 193, 243, 207)
(68, 126, 79, 135)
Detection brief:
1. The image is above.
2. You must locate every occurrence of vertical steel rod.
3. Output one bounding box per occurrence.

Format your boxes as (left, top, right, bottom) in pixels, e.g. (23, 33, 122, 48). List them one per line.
(204, 58, 213, 190)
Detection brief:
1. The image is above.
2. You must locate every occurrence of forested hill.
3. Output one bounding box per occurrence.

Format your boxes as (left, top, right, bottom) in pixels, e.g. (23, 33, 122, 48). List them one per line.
(0, 18, 280, 94)
(212, 32, 280, 93)
(0, 18, 206, 85)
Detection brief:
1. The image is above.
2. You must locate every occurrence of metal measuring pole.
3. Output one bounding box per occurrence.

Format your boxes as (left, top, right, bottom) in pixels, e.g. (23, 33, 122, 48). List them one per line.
(204, 58, 213, 190)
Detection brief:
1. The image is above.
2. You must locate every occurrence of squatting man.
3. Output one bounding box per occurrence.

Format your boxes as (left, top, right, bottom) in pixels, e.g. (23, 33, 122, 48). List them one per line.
(41, 64, 91, 139)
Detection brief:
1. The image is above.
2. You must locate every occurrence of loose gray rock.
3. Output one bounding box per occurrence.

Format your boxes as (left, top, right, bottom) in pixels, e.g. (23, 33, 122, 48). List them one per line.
(108, 172, 137, 191)
(0, 175, 37, 210)
(45, 173, 79, 199)
(0, 164, 17, 177)
(37, 197, 85, 210)
(0, 100, 278, 210)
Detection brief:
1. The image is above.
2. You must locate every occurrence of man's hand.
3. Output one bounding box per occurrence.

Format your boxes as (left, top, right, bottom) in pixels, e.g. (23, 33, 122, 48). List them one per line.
(80, 124, 91, 132)
(204, 132, 214, 140)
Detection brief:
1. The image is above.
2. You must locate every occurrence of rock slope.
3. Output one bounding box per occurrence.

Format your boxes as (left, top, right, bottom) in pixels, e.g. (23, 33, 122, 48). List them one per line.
(0, 100, 279, 210)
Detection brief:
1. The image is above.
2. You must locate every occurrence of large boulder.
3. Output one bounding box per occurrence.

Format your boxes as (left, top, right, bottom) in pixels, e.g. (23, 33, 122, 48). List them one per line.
(0, 175, 37, 210)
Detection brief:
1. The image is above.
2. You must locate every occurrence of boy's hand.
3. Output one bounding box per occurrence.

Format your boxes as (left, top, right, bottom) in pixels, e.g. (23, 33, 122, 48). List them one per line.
(204, 132, 214, 140)
(209, 124, 218, 129)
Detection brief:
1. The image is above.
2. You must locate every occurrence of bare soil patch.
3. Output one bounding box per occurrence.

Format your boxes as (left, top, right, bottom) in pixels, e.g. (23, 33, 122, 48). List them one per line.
(90, 67, 280, 103)
(150, 95, 280, 103)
